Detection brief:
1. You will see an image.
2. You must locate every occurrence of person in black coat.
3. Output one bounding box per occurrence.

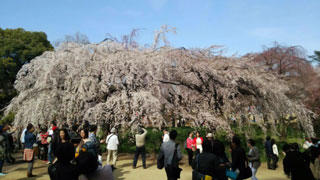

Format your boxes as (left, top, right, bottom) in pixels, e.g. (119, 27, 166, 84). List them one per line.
(48, 142, 79, 180)
(231, 136, 246, 180)
(282, 143, 314, 180)
(264, 136, 272, 169)
(192, 140, 222, 179)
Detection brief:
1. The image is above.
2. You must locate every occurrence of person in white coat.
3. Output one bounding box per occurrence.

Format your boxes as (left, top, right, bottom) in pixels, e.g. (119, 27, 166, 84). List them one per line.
(105, 128, 119, 168)
(271, 139, 279, 170)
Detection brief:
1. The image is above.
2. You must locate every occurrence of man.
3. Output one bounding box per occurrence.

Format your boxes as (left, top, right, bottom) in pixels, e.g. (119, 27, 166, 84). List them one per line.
(84, 125, 99, 160)
(159, 130, 182, 180)
(264, 136, 272, 169)
(2, 124, 15, 163)
(133, 127, 147, 169)
(106, 128, 119, 168)
(163, 129, 170, 143)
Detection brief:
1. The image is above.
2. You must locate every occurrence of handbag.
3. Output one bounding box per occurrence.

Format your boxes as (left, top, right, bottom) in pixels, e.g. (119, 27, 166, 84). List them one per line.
(225, 169, 238, 180)
(157, 150, 164, 169)
(243, 159, 252, 179)
(192, 154, 209, 180)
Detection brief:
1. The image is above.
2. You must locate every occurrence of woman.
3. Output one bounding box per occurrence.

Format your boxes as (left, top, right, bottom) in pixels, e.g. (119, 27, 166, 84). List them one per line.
(231, 136, 246, 180)
(40, 126, 49, 161)
(52, 128, 70, 160)
(75, 129, 89, 158)
(247, 139, 260, 180)
(271, 139, 278, 170)
(193, 131, 203, 154)
(212, 139, 229, 180)
(186, 132, 194, 166)
(0, 126, 7, 176)
(24, 123, 36, 177)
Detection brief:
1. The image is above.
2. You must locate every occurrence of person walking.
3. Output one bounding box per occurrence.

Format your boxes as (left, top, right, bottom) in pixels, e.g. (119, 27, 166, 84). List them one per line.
(106, 128, 119, 168)
(0, 126, 7, 176)
(247, 139, 261, 180)
(193, 131, 203, 154)
(185, 132, 194, 166)
(231, 136, 246, 180)
(133, 127, 147, 169)
(47, 122, 57, 165)
(264, 136, 272, 169)
(159, 130, 182, 180)
(271, 139, 278, 170)
(192, 140, 221, 180)
(24, 123, 36, 177)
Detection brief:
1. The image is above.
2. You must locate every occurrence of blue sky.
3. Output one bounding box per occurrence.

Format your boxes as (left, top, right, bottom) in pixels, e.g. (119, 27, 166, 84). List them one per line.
(0, 0, 319, 56)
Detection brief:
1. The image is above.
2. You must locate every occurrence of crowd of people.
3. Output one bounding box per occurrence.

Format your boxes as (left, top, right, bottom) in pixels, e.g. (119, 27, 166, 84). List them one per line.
(0, 120, 320, 180)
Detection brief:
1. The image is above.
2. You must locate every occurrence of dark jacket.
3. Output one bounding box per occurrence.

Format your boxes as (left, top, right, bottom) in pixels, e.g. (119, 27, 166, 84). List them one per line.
(283, 150, 314, 180)
(265, 140, 272, 156)
(192, 152, 222, 179)
(231, 146, 246, 180)
(24, 132, 36, 149)
(48, 161, 79, 180)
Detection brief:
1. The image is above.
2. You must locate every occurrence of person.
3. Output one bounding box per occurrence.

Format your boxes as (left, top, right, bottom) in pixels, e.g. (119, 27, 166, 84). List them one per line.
(309, 139, 320, 179)
(264, 136, 272, 169)
(163, 129, 170, 143)
(231, 136, 246, 180)
(84, 125, 99, 160)
(206, 133, 214, 150)
(69, 124, 80, 142)
(20, 127, 27, 149)
(186, 132, 194, 166)
(193, 131, 203, 154)
(106, 128, 119, 168)
(52, 128, 70, 157)
(159, 130, 182, 180)
(24, 123, 36, 177)
(247, 139, 260, 180)
(2, 124, 15, 163)
(133, 127, 147, 169)
(271, 139, 278, 170)
(48, 142, 79, 180)
(212, 138, 229, 180)
(40, 126, 49, 161)
(283, 143, 315, 180)
(47, 121, 57, 164)
(0, 126, 7, 176)
(77, 151, 114, 180)
(76, 129, 89, 158)
(303, 137, 313, 150)
(192, 140, 221, 179)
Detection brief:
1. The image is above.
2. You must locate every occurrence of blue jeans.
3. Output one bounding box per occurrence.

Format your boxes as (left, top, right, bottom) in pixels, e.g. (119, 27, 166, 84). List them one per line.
(249, 163, 258, 180)
(48, 143, 53, 163)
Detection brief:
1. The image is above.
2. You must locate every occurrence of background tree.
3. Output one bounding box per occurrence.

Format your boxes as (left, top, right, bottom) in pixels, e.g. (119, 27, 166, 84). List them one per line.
(309, 50, 320, 66)
(0, 28, 53, 113)
(54, 32, 90, 47)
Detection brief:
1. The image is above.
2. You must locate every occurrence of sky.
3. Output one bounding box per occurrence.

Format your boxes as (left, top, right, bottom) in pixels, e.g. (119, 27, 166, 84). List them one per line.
(0, 0, 319, 56)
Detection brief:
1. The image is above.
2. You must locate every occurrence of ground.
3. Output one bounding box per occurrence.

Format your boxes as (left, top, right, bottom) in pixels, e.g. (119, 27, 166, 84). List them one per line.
(2, 152, 288, 180)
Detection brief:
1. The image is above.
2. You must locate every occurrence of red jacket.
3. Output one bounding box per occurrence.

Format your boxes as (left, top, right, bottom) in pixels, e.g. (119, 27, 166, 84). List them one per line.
(193, 137, 203, 149)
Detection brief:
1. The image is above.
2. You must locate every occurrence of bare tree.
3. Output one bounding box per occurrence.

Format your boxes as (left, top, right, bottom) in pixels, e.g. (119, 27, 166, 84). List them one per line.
(54, 32, 90, 47)
(152, 25, 176, 49)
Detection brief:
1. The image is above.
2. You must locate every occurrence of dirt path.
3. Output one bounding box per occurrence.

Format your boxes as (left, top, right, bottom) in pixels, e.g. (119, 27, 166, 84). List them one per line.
(2, 153, 288, 180)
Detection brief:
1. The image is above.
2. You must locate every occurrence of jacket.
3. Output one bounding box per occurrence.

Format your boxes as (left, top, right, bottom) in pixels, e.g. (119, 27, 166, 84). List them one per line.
(265, 140, 272, 156)
(160, 140, 182, 168)
(231, 146, 246, 180)
(192, 152, 221, 179)
(248, 146, 261, 169)
(135, 128, 147, 147)
(24, 131, 36, 149)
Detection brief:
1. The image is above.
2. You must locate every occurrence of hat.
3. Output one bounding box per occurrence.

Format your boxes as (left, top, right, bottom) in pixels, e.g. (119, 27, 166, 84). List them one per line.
(206, 133, 213, 138)
(111, 128, 116, 133)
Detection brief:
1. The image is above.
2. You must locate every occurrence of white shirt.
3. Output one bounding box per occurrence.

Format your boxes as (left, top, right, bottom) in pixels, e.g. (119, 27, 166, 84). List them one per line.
(20, 128, 27, 143)
(106, 134, 119, 150)
(48, 128, 54, 136)
(163, 133, 170, 143)
(272, 144, 279, 156)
